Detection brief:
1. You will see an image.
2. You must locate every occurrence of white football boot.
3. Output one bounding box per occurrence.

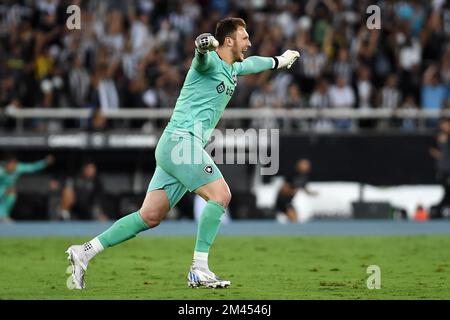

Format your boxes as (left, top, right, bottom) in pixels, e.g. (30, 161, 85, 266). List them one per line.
(187, 266, 231, 288)
(66, 245, 88, 289)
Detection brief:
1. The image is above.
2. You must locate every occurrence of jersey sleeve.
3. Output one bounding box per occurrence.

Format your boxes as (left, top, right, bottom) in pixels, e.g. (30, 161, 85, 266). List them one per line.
(191, 50, 217, 73)
(234, 56, 275, 76)
(17, 160, 47, 174)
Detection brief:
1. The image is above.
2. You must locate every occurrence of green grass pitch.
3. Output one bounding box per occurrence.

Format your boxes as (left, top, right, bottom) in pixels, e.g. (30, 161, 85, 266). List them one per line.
(1, 235, 450, 299)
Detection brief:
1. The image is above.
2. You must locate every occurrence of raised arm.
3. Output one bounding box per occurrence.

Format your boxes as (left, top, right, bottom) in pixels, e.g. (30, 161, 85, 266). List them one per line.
(191, 33, 219, 73)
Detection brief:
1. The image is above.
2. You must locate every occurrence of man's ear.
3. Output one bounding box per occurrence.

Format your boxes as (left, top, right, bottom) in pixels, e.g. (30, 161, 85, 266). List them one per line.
(225, 37, 233, 47)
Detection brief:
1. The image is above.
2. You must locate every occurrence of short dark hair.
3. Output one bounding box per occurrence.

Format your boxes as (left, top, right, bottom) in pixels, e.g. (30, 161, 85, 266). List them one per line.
(215, 17, 246, 45)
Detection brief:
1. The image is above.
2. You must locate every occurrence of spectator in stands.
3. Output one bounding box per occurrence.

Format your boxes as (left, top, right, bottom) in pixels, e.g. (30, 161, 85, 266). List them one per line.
(0, 74, 20, 109)
(309, 78, 333, 131)
(284, 83, 306, 110)
(376, 74, 401, 129)
(356, 65, 375, 128)
(379, 74, 402, 110)
(297, 42, 326, 93)
(422, 64, 448, 111)
(0, 154, 55, 223)
(1, 0, 450, 133)
(283, 83, 306, 130)
(329, 75, 356, 109)
(0, 73, 21, 131)
(329, 75, 355, 130)
(429, 118, 450, 218)
(332, 48, 354, 84)
(68, 55, 91, 109)
(422, 64, 448, 128)
(59, 161, 107, 221)
(249, 80, 282, 129)
(92, 63, 120, 112)
(309, 78, 330, 110)
(155, 61, 182, 108)
(422, 64, 448, 109)
(397, 94, 419, 130)
(356, 66, 373, 110)
(129, 9, 155, 60)
(275, 159, 317, 223)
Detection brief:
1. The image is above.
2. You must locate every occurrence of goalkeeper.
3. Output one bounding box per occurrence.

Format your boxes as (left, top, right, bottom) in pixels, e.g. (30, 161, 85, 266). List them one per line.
(66, 17, 300, 289)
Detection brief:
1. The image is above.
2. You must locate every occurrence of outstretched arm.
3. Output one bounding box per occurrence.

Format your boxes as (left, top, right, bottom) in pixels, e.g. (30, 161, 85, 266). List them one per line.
(17, 155, 54, 174)
(236, 50, 301, 75)
(235, 56, 275, 75)
(191, 33, 219, 73)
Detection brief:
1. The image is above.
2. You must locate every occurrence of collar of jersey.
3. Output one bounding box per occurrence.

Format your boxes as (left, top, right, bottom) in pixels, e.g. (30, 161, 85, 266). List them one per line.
(214, 51, 233, 70)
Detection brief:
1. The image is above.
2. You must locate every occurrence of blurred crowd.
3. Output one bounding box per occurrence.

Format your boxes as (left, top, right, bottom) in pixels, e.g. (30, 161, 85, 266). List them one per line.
(1, 0, 450, 132)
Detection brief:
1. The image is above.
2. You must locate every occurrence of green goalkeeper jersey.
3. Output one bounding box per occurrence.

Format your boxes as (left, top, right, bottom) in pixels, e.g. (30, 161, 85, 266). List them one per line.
(0, 160, 47, 196)
(164, 50, 274, 146)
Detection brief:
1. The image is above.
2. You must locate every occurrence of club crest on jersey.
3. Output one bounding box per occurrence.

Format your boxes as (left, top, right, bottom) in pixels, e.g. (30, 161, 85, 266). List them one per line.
(216, 81, 225, 94)
(204, 165, 213, 174)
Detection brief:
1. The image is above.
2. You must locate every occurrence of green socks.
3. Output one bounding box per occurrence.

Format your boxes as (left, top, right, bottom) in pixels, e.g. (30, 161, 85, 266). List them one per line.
(90, 202, 224, 260)
(97, 211, 149, 248)
(194, 200, 225, 253)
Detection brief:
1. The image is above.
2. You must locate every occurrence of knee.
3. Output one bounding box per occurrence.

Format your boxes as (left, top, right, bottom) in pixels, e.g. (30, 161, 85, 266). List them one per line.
(210, 189, 232, 208)
(139, 206, 166, 228)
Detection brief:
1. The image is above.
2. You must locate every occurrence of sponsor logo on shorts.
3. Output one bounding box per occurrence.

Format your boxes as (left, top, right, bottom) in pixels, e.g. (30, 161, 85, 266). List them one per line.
(204, 165, 213, 174)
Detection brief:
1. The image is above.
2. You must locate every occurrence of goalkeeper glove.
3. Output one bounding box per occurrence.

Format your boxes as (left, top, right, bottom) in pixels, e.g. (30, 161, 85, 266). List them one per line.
(195, 33, 219, 54)
(273, 50, 301, 69)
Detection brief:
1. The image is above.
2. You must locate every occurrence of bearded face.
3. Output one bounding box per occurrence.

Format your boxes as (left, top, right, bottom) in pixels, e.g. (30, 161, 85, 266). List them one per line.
(229, 26, 251, 63)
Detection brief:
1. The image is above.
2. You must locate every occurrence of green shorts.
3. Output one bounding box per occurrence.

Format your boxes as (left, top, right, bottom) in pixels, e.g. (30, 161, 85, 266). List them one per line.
(147, 131, 223, 208)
